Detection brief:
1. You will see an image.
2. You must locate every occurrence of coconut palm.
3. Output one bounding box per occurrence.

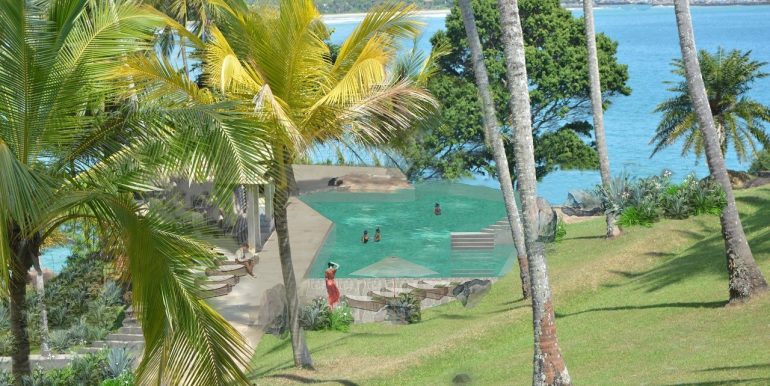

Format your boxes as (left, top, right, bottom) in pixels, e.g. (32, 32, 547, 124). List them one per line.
(457, 0, 530, 299)
(205, 0, 436, 368)
(0, 1, 267, 384)
(582, 0, 619, 238)
(496, 0, 572, 384)
(672, 0, 767, 303)
(651, 47, 770, 163)
(148, 0, 213, 76)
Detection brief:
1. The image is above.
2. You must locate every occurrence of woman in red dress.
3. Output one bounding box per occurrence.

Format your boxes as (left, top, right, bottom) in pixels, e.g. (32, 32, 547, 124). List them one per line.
(325, 262, 341, 308)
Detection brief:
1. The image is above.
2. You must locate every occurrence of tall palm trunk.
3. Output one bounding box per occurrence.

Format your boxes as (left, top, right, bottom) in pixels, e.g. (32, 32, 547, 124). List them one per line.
(497, 1, 572, 384)
(673, 0, 768, 304)
(582, 0, 619, 238)
(9, 225, 39, 383)
(458, 0, 530, 299)
(273, 150, 313, 368)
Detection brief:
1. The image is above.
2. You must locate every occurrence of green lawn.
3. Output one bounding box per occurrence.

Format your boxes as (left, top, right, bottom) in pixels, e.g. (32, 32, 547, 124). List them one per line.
(249, 186, 770, 385)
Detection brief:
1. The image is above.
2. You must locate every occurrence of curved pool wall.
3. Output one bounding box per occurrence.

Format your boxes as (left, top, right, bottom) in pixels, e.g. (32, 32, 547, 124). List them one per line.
(301, 182, 518, 279)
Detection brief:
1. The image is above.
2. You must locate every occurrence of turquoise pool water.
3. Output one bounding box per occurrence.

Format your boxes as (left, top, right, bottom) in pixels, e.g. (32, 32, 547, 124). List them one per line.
(301, 182, 518, 279)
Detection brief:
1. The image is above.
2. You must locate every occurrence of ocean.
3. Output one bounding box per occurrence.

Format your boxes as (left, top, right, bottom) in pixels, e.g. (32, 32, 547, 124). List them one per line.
(321, 5, 770, 204)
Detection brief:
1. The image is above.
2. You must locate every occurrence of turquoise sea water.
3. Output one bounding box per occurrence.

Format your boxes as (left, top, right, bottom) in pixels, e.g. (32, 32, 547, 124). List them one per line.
(321, 5, 770, 204)
(302, 183, 515, 278)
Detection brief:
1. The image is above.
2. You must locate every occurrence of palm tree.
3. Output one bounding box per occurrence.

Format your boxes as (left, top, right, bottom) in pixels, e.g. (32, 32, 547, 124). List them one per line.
(1, 1, 266, 383)
(582, 0, 619, 238)
(651, 47, 770, 162)
(205, 0, 436, 368)
(672, 0, 768, 304)
(496, 0, 572, 384)
(457, 0, 530, 299)
(148, 0, 213, 76)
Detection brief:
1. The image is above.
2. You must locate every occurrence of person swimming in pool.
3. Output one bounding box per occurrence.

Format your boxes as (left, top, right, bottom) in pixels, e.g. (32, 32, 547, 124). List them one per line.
(434, 202, 442, 216)
(374, 227, 381, 242)
(361, 230, 369, 244)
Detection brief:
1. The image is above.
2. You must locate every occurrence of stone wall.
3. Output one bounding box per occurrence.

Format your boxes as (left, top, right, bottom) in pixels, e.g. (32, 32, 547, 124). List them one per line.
(300, 277, 498, 323)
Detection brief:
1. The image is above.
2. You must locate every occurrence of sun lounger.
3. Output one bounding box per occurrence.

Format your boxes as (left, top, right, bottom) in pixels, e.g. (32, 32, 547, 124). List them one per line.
(201, 275, 240, 286)
(405, 282, 451, 300)
(343, 295, 386, 312)
(205, 265, 248, 277)
(368, 287, 426, 301)
(199, 284, 232, 299)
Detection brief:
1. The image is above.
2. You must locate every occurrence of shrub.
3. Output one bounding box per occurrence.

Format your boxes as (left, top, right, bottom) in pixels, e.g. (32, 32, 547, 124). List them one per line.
(0, 304, 9, 330)
(0, 331, 13, 356)
(300, 298, 330, 331)
(661, 193, 692, 219)
(49, 330, 71, 354)
(386, 293, 421, 324)
(554, 220, 567, 242)
(618, 200, 660, 228)
(0, 370, 12, 386)
(101, 372, 134, 386)
(70, 352, 108, 385)
(595, 172, 632, 217)
(105, 348, 134, 379)
(328, 303, 354, 332)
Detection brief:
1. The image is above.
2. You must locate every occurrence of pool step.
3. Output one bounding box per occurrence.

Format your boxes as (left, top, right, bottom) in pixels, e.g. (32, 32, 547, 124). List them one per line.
(450, 232, 495, 251)
(450, 268, 498, 277)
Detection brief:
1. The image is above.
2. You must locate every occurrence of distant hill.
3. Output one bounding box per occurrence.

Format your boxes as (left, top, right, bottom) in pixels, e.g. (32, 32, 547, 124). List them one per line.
(317, 0, 770, 15)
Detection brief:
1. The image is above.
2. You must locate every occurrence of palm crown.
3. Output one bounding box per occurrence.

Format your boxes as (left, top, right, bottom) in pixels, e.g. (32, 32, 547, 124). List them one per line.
(651, 47, 770, 162)
(0, 1, 272, 384)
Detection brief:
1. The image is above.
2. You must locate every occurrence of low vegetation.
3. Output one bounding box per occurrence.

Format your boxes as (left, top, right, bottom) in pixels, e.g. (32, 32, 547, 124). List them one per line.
(249, 186, 770, 385)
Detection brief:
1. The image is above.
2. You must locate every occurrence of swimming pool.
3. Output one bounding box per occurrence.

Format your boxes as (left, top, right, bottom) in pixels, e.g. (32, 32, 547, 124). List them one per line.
(301, 182, 518, 279)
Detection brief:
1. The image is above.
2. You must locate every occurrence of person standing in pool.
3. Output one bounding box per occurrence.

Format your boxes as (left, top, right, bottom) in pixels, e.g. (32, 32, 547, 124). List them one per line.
(434, 202, 442, 216)
(374, 227, 381, 242)
(361, 230, 369, 243)
(325, 261, 340, 308)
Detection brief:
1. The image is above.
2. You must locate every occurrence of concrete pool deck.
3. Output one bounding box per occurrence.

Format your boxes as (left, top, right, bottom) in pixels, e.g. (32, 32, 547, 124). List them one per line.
(207, 196, 333, 348)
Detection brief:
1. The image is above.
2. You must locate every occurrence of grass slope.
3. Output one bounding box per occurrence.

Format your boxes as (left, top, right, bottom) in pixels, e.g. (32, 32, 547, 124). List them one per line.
(249, 186, 770, 385)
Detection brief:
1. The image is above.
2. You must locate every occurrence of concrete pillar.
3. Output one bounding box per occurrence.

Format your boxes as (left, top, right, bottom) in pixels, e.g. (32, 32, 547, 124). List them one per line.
(246, 184, 261, 252)
(266, 183, 275, 224)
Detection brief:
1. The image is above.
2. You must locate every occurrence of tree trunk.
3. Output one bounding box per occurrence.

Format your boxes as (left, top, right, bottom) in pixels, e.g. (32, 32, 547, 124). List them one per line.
(673, 0, 768, 304)
(458, 0, 530, 299)
(497, 1, 572, 384)
(34, 271, 50, 357)
(9, 225, 38, 384)
(582, 0, 619, 238)
(273, 151, 313, 368)
(180, 36, 190, 79)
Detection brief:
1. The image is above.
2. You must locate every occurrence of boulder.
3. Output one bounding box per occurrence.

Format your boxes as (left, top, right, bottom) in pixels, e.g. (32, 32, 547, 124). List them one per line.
(259, 284, 288, 336)
(745, 176, 770, 189)
(701, 170, 754, 189)
(452, 279, 492, 308)
(536, 197, 558, 243)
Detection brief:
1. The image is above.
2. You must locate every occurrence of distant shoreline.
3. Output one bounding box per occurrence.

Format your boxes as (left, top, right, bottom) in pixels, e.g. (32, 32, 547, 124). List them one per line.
(321, 2, 770, 19)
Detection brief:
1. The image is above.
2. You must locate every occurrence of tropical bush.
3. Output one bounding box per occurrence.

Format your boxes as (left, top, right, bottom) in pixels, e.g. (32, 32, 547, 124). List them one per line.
(386, 293, 422, 324)
(593, 171, 725, 228)
(101, 372, 135, 386)
(49, 330, 71, 354)
(300, 298, 330, 331)
(0, 331, 13, 357)
(105, 348, 134, 379)
(555, 220, 567, 243)
(328, 303, 355, 332)
(300, 298, 354, 332)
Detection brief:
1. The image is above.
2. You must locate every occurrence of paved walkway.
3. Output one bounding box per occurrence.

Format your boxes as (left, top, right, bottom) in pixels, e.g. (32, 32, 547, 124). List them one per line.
(207, 197, 332, 349)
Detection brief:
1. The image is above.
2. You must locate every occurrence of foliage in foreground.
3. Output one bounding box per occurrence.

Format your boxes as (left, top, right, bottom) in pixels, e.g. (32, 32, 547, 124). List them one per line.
(385, 293, 422, 324)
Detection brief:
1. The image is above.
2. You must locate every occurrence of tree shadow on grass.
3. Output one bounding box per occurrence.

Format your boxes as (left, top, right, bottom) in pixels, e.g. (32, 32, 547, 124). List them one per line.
(662, 378, 770, 385)
(554, 301, 725, 318)
(267, 374, 360, 385)
(701, 363, 770, 372)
